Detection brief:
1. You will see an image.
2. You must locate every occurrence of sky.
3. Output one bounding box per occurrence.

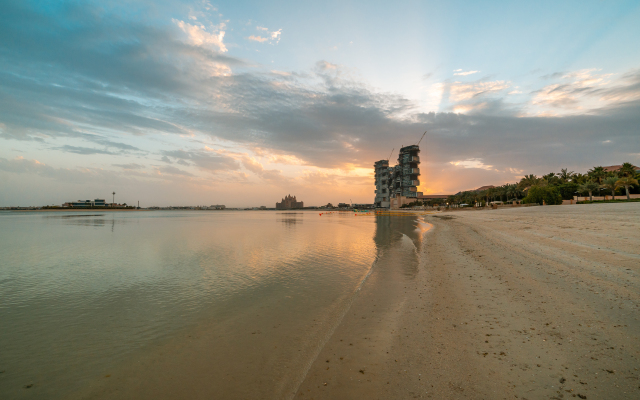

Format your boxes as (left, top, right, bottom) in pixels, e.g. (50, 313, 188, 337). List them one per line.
(1, 0, 640, 207)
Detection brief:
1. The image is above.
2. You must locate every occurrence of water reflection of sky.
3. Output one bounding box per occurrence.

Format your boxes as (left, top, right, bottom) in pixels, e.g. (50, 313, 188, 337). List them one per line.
(0, 211, 383, 399)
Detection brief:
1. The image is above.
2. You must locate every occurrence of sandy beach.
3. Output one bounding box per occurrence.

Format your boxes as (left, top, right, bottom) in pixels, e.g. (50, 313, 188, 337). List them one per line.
(296, 203, 640, 399)
(70, 204, 640, 400)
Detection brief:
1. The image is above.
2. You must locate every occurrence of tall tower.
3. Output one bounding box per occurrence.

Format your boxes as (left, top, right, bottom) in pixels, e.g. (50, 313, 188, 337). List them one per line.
(392, 145, 422, 198)
(373, 160, 390, 208)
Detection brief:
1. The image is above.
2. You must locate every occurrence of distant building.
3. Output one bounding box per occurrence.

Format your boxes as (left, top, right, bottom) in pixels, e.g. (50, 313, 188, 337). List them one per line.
(276, 194, 304, 209)
(210, 205, 226, 210)
(63, 199, 106, 208)
(337, 203, 350, 208)
(374, 160, 391, 208)
(374, 144, 422, 208)
(603, 165, 640, 173)
(393, 145, 422, 198)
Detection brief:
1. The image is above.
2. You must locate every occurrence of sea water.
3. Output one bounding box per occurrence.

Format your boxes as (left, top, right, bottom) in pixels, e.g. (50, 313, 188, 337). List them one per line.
(0, 210, 422, 399)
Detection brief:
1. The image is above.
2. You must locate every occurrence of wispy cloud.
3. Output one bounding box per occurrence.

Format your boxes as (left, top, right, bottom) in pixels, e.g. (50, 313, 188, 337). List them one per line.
(529, 69, 640, 116)
(57, 145, 115, 155)
(248, 35, 268, 43)
(453, 69, 480, 76)
(162, 149, 240, 172)
(247, 27, 282, 44)
(156, 165, 195, 177)
(449, 81, 510, 102)
(113, 163, 145, 170)
(449, 158, 494, 170)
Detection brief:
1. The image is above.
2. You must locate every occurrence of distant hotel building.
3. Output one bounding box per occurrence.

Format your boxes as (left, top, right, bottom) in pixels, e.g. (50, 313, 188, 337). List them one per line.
(374, 144, 422, 208)
(276, 194, 304, 209)
(63, 199, 107, 208)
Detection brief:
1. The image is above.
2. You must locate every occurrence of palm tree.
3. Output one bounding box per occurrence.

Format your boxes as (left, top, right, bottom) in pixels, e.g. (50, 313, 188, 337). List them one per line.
(588, 166, 606, 184)
(620, 162, 637, 178)
(505, 184, 522, 202)
(616, 177, 639, 200)
(601, 177, 619, 200)
(480, 189, 490, 206)
(499, 185, 509, 201)
(519, 174, 540, 190)
(579, 180, 600, 202)
(572, 173, 587, 184)
(543, 172, 559, 186)
(556, 168, 575, 183)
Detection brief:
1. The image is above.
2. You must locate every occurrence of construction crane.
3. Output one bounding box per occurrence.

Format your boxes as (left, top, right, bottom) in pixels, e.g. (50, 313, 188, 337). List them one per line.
(416, 131, 427, 146)
(386, 148, 394, 162)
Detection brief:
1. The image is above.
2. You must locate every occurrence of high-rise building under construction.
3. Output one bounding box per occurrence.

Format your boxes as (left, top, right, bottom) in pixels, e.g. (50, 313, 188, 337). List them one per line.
(373, 144, 422, 208)
(373, 160, 390, 208)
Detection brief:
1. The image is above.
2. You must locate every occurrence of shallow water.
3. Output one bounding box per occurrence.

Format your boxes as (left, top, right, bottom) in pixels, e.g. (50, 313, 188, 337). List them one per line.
(0, 210, 422, 399)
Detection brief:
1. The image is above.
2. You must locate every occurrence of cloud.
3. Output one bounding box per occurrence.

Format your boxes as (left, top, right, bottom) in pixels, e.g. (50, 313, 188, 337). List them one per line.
(528, 69, 640, 115)
(156, 165, 195, 177)
(0, 156, 139, 184)
(454, 70, 479, 76)
(173, 19, 227, 52)
(248, 35, 268, 43)
(113, 163, 145, 169)
(1, 1, 639, 204)
(449, 158, 494, 170)
(57, 145, 115, 155)
(316, 61, 338, 71)
(448, 80, 511, 102)
(241, 156, 286, 182)
(271, 29, 282, 43)
(162, 149, 240, 172)
(247, 28, 282, 44)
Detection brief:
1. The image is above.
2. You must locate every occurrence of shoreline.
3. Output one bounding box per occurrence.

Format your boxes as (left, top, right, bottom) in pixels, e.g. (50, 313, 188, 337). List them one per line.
(67, 204, 640, 399)
(295, 203, 640, 399)
(2, 208, 148, 212)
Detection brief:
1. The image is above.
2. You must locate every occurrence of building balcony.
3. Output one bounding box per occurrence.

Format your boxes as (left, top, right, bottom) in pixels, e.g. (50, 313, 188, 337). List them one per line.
(410, 168, 420, 174)
(411, 156, 420, 162)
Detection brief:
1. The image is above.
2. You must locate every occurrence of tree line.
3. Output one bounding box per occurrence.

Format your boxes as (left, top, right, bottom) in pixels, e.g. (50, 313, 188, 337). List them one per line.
(402, 162, 639, 208)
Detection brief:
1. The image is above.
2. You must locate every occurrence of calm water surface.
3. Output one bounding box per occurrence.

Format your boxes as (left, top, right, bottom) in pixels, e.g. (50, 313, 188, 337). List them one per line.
(0, 210, 422, 399)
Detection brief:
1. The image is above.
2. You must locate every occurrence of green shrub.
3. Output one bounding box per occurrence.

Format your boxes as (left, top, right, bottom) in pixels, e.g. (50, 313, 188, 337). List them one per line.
(556, 182, 579, 200)
(522, 185, 563, 205)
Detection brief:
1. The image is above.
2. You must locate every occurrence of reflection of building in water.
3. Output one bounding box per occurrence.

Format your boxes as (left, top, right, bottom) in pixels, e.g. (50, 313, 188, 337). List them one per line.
(277, 212, 303, 226)
(276, 194, 304, 209)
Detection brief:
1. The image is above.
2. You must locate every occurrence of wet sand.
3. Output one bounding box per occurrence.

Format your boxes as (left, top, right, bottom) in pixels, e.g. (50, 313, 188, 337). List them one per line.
(296, 203, 640, 399)
(70, 204, 640, 399)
